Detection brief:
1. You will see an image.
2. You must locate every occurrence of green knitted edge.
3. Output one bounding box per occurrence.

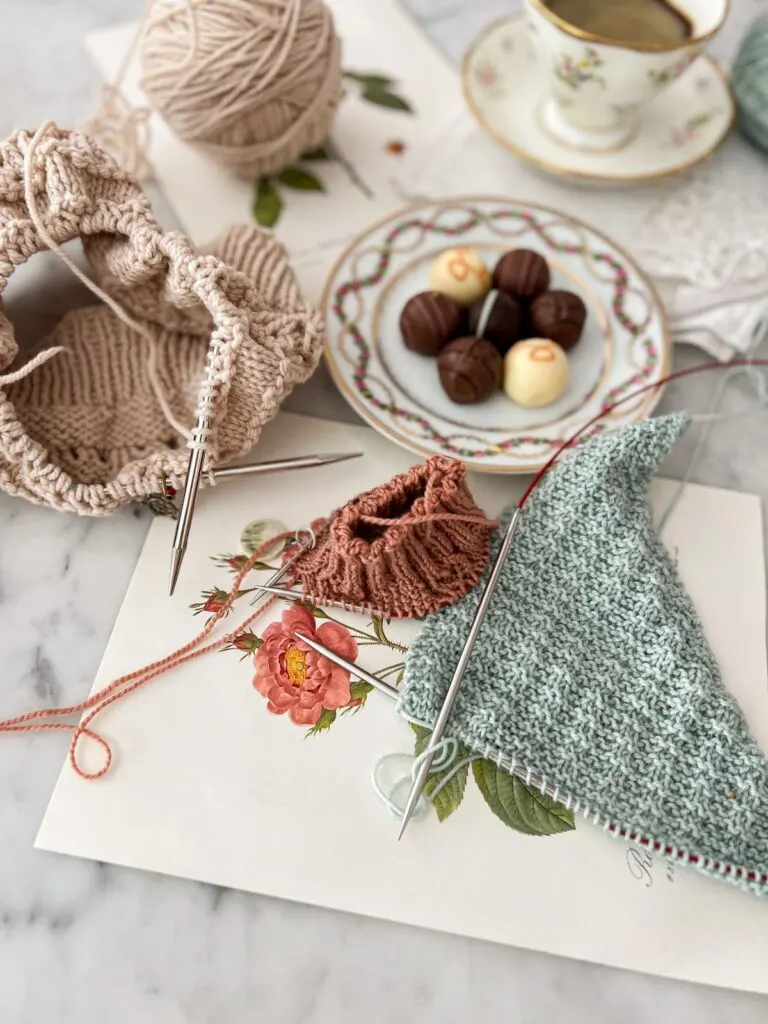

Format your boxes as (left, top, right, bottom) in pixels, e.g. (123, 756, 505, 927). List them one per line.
(401, 713, 768, 897)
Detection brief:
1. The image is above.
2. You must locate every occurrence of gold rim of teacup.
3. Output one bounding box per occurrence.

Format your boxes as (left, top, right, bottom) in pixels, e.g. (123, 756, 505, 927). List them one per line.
(527, 0, 730, 53)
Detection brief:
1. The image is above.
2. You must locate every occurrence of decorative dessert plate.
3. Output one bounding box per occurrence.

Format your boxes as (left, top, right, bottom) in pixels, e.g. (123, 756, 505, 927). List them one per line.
(322, 197, 670, 473)
(462, 17, 734, 185)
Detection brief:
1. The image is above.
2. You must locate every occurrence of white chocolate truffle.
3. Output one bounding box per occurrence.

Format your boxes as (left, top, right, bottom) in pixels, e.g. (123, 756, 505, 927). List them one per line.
(428, 247, 492, 308)
(503, 338, 569, 407)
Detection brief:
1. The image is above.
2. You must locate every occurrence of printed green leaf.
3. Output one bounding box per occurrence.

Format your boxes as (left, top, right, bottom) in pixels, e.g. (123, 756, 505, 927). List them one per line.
(370, 613, 388, 644)
(348, 680, 374, 711)
(362, 85, 413, 113)
(299, 602, 328, 619)
(343, 71, 395, 88)
(411, 724, 468, 823)
(472, 760, 575, 835)
(224, 630, 264, 659)
(277, 167, 325, 191)
(306, 708, 336, 736)
(253, 178, 283, 227)
(302, 144, 331, 160)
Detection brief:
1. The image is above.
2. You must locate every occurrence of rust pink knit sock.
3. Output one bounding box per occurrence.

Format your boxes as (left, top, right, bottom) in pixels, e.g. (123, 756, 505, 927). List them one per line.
(288, 456, 496, 619)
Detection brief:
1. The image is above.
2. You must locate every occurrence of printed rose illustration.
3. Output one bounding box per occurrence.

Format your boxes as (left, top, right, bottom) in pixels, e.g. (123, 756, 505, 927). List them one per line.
(194, 518, 574, 835)
(253, 605, 358, 726)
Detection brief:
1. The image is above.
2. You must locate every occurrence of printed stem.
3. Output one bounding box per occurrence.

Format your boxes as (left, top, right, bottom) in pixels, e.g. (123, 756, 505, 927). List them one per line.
(326, 135, 375, 200)
(377, 662, 406, 679)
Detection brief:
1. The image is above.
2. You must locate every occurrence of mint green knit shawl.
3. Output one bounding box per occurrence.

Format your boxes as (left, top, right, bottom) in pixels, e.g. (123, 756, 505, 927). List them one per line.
(399, 414, 768, 898)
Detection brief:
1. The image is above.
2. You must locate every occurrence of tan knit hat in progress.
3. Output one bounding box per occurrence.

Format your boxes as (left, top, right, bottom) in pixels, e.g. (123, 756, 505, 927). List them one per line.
(0, 124, 324, 514)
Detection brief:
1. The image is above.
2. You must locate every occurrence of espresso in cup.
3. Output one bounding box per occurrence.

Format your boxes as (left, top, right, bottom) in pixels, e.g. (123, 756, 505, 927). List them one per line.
(544, 0, 693, 46)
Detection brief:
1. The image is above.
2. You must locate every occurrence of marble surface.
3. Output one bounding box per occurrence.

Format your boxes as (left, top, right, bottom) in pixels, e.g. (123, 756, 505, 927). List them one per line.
(2, 2, 768, 1021)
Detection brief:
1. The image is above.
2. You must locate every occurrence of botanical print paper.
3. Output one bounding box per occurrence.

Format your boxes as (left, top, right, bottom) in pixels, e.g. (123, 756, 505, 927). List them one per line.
(84, 0, 462, 278)
(37, 413, 768, 995)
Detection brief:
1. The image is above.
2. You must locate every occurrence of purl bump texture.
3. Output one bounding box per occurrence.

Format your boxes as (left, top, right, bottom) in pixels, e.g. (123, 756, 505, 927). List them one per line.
(399, 415, 768, 898)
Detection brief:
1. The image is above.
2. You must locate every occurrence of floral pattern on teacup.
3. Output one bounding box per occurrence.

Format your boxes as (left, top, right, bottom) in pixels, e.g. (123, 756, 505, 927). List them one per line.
(648, 51, 698, 90)
(554, 47, 606, 90)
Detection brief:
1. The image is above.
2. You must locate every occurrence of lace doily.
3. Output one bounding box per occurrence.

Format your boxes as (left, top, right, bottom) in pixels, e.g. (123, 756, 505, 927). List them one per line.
(636, 140, 768, 290)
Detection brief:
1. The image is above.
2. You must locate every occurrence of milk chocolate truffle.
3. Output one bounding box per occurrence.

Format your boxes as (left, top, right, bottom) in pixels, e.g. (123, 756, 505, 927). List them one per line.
(467, 289, 521, 356)
(493, 249, 550, 301)
(400, 291, 462, 356)
(428, 246, 492, 307)
(503, 338, 569, 407)
(529, 289, 587, 350)
(438, 337, 502, 404)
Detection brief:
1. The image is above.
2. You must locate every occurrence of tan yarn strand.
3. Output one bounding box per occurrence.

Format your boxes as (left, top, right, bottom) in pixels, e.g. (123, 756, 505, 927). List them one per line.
(81, 0, 157, 180)
(0, 345, 66, 387)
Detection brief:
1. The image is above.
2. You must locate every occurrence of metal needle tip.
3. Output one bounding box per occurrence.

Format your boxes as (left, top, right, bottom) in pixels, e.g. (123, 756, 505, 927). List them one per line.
(294, 632, 399, 700)
(168, 548, 184, 597)
(319, 452, 363, 464)
(397, 506, 523, 840)
(252, 584, 303, 601)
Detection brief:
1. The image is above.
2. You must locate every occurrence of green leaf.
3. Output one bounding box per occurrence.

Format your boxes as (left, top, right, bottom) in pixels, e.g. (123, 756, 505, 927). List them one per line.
(306, 708, 336, 736)
(343, 70, 395, 88)
(361, 85, 413, 113)
(302, 144, 331, 160)
(277, 167, 325, 191)
(472, 760, 575, 835)
(411, 724, 468, 823)
(252, 178, 283, 228)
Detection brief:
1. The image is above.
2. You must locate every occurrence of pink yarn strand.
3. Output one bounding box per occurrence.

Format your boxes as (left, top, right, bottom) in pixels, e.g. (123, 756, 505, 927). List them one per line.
(0, 532, 296, 778)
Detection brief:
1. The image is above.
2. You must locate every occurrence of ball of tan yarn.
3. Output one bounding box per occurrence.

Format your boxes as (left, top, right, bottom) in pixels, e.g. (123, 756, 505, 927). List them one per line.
(139, 0, 343, 178)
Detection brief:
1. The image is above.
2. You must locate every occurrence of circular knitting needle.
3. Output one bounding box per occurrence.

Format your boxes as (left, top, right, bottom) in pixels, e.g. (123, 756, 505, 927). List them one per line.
(169, 415, 208, 597)
(168, 450, 362, 596)
(397, 506, 523, 840)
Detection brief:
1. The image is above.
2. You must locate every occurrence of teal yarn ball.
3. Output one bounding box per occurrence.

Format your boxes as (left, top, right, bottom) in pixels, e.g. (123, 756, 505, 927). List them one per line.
(733, 15, 768, 152)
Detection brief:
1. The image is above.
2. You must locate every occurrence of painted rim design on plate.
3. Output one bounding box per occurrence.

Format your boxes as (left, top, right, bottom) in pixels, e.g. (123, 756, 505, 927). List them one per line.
(322, 197, 671, 473)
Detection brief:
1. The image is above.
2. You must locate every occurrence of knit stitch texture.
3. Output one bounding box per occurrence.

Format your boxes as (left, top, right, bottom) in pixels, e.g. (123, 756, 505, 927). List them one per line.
(0, 125, 323, 513)
(399, 415, 768, 898)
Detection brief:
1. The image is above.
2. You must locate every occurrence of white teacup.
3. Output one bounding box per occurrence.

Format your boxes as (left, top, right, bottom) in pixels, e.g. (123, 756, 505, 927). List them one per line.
(525, 0, 728, 151)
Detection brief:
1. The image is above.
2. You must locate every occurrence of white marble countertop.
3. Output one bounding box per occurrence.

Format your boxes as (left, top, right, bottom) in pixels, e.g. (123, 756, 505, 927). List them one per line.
(2, 2, 768, 1021)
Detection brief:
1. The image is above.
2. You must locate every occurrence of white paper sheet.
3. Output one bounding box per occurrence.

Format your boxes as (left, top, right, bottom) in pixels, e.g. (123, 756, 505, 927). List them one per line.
(37, 413, 768, 994)
(84, 0, 461, 284)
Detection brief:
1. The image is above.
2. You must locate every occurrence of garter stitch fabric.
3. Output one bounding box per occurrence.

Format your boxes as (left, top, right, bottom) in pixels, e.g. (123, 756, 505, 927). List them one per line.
(287, 456, 496, 618)
(0, 125, 323, 513)
(399, 414, 768, 898)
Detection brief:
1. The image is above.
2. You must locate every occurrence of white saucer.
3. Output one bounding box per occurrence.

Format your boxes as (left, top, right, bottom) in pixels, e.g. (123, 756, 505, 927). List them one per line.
(462, 17, 735, 186)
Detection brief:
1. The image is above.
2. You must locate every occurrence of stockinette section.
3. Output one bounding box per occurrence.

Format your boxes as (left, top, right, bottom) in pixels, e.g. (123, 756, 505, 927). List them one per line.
(399, 414, 768, 898)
